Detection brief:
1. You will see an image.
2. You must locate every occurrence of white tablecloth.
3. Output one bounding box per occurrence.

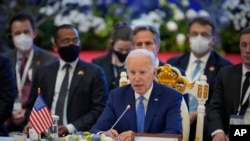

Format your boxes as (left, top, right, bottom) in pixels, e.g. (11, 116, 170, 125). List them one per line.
(0, 137, 47, 141)
(0, 137, 18, 141)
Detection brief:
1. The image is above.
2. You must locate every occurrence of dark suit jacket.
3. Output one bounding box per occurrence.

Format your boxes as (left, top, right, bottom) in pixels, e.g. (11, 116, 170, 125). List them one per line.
(0, 55, 16, 135)
(3, 45, 58, 81)
(0, 40, 10, 54)
(90, 81, 183, 134)
(92, 52, 119, 91)
(167, 51, 233, 104)
(207, 64, 242, 135)
(26, 59, 108, 131)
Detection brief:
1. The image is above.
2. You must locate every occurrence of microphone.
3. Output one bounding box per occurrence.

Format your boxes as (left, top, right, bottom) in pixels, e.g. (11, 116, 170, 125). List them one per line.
(110, 104, 131, 130)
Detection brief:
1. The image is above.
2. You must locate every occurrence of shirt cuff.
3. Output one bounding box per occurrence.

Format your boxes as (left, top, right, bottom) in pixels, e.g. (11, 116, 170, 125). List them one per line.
(211, 129, 224, 137)
(97, 131, 104, 135)
(66, 124, 76, 134)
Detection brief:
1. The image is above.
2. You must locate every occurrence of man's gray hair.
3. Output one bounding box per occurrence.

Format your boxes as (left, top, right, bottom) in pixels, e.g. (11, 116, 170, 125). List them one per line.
(132, 25, 161, 44)
(125, 49, 156, 69)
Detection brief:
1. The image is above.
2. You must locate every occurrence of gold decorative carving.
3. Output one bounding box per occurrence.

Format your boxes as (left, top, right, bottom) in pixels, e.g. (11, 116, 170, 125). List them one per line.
(156, 64, 195, 93)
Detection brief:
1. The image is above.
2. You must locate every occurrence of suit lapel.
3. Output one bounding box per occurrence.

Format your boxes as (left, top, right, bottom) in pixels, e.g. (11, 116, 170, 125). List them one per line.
(178, 53, 190, 70)
(31, 47, 41, 68)
(144, 82, 161, 132)
(204, 52, 217, 84)
(10, 50, 17, 68)
(124, 87, 137, 131)
(46, 62, 59, 107)
(103, 55, 115, 87)
(232, 64, 243, 113)
(67, 60, 85, 105)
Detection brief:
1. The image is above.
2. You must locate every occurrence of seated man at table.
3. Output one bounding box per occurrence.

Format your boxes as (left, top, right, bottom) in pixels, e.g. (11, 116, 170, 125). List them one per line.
(23, 24, 108, 136)
(90, 49, 182, 141)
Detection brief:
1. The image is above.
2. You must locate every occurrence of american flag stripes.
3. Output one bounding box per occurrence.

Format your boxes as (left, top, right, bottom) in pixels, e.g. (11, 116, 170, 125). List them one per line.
(29, 94, 53, 134)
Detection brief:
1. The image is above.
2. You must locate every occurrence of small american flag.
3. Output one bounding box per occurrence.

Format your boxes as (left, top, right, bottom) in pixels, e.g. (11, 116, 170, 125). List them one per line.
(29, 94, 53, 134)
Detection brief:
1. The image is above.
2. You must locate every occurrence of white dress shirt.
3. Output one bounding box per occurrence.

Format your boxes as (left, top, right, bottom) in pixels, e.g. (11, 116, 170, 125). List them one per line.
(134, 83, 153, 114)
(51, 58, 78, 133)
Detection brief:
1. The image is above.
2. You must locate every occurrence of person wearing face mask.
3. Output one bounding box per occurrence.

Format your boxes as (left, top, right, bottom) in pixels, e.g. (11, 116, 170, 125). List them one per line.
(92, 22, 133, 91)
(167, 16, 233, 141)
(3, 13, 57, 134)
(23, 24, 108, 136)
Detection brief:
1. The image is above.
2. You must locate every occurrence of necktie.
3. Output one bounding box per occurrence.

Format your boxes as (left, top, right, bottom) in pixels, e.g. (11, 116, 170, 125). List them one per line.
(20, 56, 27, 77)
(192, 60, 201, 81)
(136, 96, 145, 133)
(20, 56, 31, 108)
(55, 64, 71, 124)
(240, 72, 250, 115)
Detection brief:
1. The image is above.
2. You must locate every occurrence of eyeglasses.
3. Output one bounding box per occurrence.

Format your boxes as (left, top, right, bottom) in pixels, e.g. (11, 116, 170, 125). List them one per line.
(58, 38, 80, 46)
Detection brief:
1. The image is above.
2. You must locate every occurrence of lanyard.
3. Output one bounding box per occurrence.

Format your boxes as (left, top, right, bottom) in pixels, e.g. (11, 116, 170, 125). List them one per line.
(113, 65, 118, 78)
(16, 50, 34, 96)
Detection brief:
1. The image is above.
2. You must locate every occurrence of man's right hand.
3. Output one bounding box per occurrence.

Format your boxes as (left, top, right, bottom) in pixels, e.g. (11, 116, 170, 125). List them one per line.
(23, 122, 31, 134)
(103, 129, 119, 139)
(212, 132, 229, 141)
(12, 109, 26, 125)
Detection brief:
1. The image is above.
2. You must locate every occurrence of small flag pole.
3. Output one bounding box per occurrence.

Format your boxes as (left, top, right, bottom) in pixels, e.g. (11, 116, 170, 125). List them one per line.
(37, 87, 40, 95)
(37, 87, 41, 141)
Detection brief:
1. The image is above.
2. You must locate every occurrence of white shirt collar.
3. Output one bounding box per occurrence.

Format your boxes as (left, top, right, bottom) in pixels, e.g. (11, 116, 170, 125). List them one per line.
(190, 51, 211, 64)
(135, 82, 154, 101)
(155, 58, 160, 67)
(242, 64, 250, 76)
(59, 58, 79, 71)
(17, 49, 33, 60)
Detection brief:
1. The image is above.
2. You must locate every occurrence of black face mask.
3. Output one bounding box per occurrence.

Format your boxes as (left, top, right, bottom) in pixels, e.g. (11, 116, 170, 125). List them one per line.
(113, 50, 128, 62)
(58, 44, 80, 62)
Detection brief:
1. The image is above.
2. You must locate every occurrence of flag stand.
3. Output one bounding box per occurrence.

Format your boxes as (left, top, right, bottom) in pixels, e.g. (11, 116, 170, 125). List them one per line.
(29, 87, 53, 141)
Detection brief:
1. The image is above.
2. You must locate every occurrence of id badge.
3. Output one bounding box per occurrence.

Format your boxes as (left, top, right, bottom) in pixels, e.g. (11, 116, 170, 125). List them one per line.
(230, 114, 244, 125)
(13, 101, 22, 111)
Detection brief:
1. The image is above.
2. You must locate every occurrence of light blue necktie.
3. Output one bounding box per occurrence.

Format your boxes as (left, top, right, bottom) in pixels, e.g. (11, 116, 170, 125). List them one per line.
(192, 60, 201, 81)
(136, 96, 145, 133)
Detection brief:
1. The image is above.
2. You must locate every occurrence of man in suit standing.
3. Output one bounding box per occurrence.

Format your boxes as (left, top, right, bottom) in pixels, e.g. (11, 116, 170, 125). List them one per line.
(91, 49, 182, 141)
(166, 16, 233, 140)
(23, 24, 108, 136)
(207, 26, 250, 141)
(3, 13, 57, 133)
(0, 55, 16, 136)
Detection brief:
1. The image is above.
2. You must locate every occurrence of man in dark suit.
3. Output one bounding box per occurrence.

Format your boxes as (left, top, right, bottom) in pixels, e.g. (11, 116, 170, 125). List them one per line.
(23, 24, 108, 136)
(132, 24, 165, 66)
(132, 24, 189, 110)
(0, 40, 11, 54)
(166, 16, 233, 141)
(91, 49, 182, 141)
(207, 26, 250, 141)
(3, 13, 57, 133)
(0, 55, 16, 136)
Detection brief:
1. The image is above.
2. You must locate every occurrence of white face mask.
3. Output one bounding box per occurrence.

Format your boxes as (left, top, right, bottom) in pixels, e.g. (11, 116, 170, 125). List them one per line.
(189, 35, 211, 54)
(13, 34, 33, 51)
